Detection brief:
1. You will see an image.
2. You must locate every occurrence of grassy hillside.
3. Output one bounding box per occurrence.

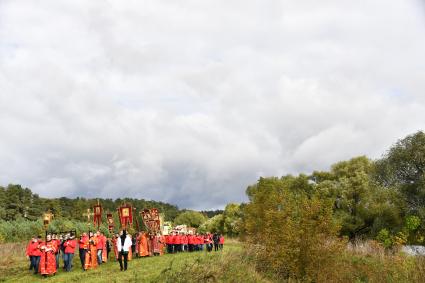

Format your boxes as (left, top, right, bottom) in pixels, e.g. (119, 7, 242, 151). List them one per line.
(0, 240, 268, 283)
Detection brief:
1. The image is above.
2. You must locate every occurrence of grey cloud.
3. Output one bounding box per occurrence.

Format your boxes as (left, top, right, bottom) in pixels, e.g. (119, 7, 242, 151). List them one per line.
(1, 0, 425, 209)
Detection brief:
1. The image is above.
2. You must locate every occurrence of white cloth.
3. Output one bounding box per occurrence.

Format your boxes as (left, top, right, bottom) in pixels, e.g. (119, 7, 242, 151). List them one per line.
(116, 235, 132, 252)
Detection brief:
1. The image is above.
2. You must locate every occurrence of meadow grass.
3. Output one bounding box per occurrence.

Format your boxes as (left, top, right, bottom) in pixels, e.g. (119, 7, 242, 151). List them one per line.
(0, 240, 259, 283)
(3, 239, 425, 283)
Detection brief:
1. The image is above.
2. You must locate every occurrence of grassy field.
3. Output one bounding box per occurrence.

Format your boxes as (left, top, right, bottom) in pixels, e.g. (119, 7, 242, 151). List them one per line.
(0, 240, 265, 283)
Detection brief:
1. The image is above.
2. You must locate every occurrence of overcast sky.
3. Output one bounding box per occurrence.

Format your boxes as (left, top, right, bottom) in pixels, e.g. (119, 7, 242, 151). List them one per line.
(1, 0, 425, 210)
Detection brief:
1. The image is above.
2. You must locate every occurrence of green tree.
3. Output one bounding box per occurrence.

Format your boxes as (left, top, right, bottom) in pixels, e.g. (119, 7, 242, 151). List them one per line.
(243, 176, 345, 281)
(375, 131, 425, 214)
(314, 156, 403, 239)
(222, 203, 242, 236)
(199, 214, 224, 233)
(174, 210, 207, 228)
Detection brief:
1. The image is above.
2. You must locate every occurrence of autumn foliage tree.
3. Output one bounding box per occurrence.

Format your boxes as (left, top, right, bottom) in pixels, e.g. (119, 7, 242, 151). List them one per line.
(244, 176, 346, 281)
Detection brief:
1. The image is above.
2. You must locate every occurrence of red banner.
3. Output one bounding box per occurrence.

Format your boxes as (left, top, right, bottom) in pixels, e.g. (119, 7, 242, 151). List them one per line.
(118, 204, 133, 228)
(93, 204, 102, 227)
(141, 208, 161, 233)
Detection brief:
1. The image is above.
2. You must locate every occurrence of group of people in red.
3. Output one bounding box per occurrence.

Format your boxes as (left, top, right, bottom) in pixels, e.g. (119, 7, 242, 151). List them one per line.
(26, 230, 225, 277)
(26, 232, 78, 276)
(165, 232, 225, 253)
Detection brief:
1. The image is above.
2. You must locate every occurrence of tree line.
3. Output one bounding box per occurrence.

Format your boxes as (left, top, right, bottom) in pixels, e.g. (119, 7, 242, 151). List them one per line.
(244, 131, 425, 245)
(241, 131, 425, 281)
(0, 185, 182, 222)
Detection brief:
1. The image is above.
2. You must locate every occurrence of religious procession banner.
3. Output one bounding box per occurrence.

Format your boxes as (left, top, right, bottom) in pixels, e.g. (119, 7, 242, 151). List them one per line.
(141, 208, 161, 233)
(118, 204, 133, 228)
(93, 203, 102, 227)
(43, 211, 54, 228)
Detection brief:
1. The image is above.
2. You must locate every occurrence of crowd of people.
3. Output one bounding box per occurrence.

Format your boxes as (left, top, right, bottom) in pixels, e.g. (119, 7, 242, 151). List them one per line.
(26, 230, 225, 277)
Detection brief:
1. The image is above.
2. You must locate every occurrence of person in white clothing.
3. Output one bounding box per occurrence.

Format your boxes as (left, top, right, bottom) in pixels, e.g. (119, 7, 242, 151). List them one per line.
(116, 230, 132, 271)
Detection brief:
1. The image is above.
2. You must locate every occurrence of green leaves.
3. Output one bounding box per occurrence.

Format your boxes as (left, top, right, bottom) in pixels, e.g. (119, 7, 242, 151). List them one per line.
(405, 215, 421, 232)
(375, 131, 425, 212)
(174, 211, 207, 228)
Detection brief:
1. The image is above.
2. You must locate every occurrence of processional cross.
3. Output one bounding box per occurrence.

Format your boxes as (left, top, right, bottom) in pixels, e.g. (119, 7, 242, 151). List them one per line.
(83, 208, 94, 223)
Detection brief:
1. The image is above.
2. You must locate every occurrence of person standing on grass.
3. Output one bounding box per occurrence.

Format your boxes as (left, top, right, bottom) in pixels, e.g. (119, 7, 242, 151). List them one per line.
(96, 231, 103, 265)
(63, 233, 76, 272)
(181, 232, 185, 252)
(159, 233, 166, 255)
(138, 231, 149, 257)
(78, 233, 88, 270)
(131, 235, 137, 255)
(165, 233, 171, 253)
(106, 236, 111, 260)
(39, 234, 57, 277)
(102, 232, 108, 263)
(206, 233, 213, 252)
(198, 233, 204, 251)
(194, 233, 199, 251)
(151, 232, 161, 256)
(117, 230, 132, 271)
(128, 233, 133, 260)
(174, 232, 181, 253)
(26, 236, 42, 274)
(51, 234, 60, 270)
(213, 233, 219, 251)
(98, 231, 108, 263)
(60, 234, 67, 270)
(112, 234, 119, 261)
(219, 234, 224, 250)
(84, 231, 98, 270)
(169, 231, 175, 253)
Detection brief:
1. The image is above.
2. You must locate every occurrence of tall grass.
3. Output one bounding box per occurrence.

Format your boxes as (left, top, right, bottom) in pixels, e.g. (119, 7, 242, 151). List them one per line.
(2, 239, 425, 283)
(153, 239, 269, 283)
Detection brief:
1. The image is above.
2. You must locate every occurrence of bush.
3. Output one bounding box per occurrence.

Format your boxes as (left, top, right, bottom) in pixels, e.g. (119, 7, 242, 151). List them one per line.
(244, 177, 347, 281)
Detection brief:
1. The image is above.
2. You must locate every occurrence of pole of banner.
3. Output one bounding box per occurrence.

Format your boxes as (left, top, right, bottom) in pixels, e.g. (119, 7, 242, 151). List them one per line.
(134, 207, 140, 232)
(42, 210, 53, 274)
(83, 208, 93, 269)
(89, 227, 91, 268)
(97, 199, 100, 231)
(45, 229, 47, 272)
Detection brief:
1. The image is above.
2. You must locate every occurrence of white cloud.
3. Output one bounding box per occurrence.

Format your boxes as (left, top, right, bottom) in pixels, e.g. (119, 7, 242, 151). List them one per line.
(1, 0, 425, 209)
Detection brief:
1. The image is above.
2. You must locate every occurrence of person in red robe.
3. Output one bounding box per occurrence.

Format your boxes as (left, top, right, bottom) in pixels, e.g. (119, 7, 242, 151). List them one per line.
(111, 234, 119, 261)
(151, 233, 161, 255)
(138, 232, 149, 257)
(84, 232, 98, 270)
(159, 234, 165, 255)
(128, 234, 133, 261)
(39, 234, 57, 277)
(135, 232, 140, 257)
(219, 235, 224, 250)
(147, 233, 153, 256)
